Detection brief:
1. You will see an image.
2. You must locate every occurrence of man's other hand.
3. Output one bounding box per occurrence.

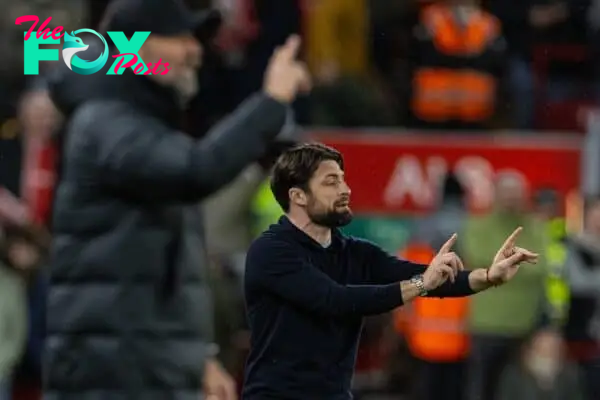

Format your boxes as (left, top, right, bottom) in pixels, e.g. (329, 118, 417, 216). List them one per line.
(203, 358, 237, 400)
(487, 227, 539, 284)
(263, 35, 312, 103)
(423, 233, 465, 291)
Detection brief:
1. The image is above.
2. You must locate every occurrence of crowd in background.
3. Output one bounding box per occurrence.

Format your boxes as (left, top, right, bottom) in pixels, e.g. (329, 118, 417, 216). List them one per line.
(0, 0, 598, 399)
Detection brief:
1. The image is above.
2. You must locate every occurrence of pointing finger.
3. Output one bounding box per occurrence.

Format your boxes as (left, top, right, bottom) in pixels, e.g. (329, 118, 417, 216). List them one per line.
(501, 227, 522, 252)
(278, 34, 301, 62)
(437, 233, 457, 255)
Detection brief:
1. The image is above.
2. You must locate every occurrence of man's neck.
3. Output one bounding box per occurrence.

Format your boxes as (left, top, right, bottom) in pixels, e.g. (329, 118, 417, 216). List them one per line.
(286, 213, 332, 247)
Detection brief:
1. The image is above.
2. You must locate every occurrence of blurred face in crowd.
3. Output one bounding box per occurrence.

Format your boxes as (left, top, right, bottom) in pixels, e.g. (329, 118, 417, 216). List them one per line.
(7, 239, 40, 271)
(293, 160, 353, 228)
(139, 33, 202, 100)
(585, 199, 600, 236)
(535, 201, 558, 221)
(524, 330, 564, 386)
(494, 173, 527, 214)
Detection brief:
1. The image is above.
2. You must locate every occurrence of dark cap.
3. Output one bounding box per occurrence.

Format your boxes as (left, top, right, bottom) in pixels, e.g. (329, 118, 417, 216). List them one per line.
(534, 188, 559, 206)
(100, 0, 222, 42)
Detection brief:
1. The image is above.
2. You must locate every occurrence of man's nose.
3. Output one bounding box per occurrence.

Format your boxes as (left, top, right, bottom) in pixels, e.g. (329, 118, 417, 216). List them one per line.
(341, 183, 351, 196)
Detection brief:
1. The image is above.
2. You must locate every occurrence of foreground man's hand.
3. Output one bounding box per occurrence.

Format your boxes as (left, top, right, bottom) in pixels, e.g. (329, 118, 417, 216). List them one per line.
(486, 227, 539, 285)
(203, 358, 237, 400)
(263, 34, 312, 103)
(423, 233, 464, 291)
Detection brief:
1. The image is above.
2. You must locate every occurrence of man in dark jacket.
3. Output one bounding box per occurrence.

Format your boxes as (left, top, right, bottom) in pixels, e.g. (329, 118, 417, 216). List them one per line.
(242, 143, 540, 399)
(43, 0, 310, 398)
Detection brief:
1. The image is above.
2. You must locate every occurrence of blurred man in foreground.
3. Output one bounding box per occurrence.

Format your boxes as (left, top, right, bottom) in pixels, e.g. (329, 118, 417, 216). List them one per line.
(44, 0, 310, 398)
(242, 143, 538, 399)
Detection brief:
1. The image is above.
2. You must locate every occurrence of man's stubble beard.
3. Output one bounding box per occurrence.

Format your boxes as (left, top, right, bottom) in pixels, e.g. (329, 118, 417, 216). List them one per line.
(307, 206, 353, 229)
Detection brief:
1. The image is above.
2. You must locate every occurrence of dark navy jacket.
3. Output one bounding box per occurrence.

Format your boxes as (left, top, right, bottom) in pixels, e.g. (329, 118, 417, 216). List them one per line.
(242, 216, 475, 399)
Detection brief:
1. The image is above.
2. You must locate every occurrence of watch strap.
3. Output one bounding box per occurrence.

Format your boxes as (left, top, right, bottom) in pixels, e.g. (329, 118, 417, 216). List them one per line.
(411, 274, 428, 296)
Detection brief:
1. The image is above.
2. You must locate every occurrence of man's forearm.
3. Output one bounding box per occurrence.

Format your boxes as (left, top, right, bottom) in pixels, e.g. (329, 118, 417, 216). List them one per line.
(468, 268, 494, 292)
(400, 280, 421, 304)
(425, 269, 493, 298)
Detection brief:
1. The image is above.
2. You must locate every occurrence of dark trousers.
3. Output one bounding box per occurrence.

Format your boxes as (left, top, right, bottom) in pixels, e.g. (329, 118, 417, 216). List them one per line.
(417, 360, 465, 400)
(467, 335, 523, 400)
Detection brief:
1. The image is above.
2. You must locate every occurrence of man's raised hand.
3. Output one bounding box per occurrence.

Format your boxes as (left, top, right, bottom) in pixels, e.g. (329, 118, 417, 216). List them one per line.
(263, 35, 312, 103)
(423, 234, 465, 291)
(487, 227, 539, 285)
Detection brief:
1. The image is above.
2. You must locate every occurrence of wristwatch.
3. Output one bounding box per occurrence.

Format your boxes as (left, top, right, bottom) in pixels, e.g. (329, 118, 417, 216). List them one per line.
(410, 274, 428, 297)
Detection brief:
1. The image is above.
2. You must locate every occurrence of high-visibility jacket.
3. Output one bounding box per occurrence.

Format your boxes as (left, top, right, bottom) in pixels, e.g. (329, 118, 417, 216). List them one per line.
(398, 243, 470, 362)
(411, 4, 501, 123)
(544, 217, 570, 325)
(250, 180, 282, 239)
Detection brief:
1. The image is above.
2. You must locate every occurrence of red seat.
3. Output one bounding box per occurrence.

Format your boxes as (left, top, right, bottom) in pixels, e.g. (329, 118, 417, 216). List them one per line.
(533, 43, 592, 133)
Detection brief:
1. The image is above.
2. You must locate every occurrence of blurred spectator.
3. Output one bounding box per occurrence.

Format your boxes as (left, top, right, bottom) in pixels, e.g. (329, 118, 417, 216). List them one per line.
(203, 164, 266, 275)
(305, 0, 368, 83)
(462, 172, 547, 400)
(532, 188, 570, 326)
(0, 222, 48, 400)
(306, 0, 394, 127)
(408, 0, 506, 130)
(0, 228, 27, 400)
(496, 329, 586, 400)
(563, 195, 600, 399)
(401, 174, 470, 400)
(18, 87, 62, 228)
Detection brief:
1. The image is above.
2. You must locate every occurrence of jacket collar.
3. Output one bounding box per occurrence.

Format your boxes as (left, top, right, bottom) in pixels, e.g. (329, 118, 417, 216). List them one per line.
(278, 215, 346, 251)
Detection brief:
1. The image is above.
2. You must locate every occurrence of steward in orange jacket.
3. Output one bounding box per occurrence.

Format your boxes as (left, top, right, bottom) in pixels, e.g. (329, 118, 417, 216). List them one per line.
(409, 1, 506, 130)
(397, 243, 470, 363)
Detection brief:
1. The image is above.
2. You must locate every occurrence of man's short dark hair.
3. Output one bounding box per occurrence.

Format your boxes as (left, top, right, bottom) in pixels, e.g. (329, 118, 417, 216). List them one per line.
(270, 143, 344, 212)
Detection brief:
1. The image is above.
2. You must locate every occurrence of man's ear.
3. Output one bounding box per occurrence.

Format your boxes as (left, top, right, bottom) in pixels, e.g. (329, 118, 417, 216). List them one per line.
(289, 187, 307, 207)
